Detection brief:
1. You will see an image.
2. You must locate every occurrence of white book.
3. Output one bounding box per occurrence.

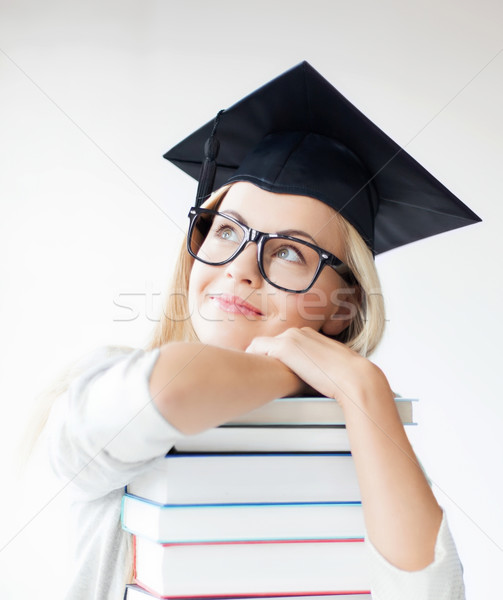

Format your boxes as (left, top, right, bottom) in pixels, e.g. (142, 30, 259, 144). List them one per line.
(174, 396, 416, 453)
(121, 494, 365, 543)
(174, 425, 353, 453)
(228, 396, 414, 425)
(134, 537, 370, 597)
(126, 453, 360, 504)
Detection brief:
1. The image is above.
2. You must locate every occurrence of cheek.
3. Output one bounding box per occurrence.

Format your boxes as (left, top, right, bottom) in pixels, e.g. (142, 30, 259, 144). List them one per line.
(187, 263, 207, 317)
(297, 288, 332, 322)
(279, 290, 333, 326)
(188, 261, 210, 296)
(187, 267, 197, 304)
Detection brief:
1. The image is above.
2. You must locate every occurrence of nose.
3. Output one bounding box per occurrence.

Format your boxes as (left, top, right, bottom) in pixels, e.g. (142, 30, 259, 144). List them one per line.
(224, 242, 263, 288)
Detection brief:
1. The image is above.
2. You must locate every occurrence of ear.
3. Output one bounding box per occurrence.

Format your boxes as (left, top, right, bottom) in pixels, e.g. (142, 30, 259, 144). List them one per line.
(321, 287, 361, 337)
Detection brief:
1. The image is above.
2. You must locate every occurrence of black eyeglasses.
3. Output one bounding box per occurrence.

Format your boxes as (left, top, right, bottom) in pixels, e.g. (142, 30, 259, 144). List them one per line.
(187, 207, 356, 293)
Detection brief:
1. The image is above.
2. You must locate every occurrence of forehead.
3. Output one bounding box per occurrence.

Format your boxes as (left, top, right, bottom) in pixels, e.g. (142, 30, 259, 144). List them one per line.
(218, 182, 346, 255)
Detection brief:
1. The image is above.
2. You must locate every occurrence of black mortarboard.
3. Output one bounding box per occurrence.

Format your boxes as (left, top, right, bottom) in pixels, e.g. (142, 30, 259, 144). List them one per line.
(164, 61, 481, 254)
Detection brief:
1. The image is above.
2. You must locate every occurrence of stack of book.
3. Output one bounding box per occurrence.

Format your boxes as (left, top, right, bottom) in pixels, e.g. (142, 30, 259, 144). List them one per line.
(121, 397, 415, 599)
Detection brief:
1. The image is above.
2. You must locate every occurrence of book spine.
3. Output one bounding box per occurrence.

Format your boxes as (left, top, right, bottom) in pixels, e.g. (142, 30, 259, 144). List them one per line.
(154, 538, 365, 547)
(133, 534, 137, 582)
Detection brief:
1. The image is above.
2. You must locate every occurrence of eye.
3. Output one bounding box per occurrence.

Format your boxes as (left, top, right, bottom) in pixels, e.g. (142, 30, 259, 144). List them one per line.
(213, 223, 240, 242)
(274, 244, 305, 264)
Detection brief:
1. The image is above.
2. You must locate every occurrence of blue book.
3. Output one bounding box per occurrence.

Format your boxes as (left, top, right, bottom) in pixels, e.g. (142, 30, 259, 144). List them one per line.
(126, 452, 361, 504)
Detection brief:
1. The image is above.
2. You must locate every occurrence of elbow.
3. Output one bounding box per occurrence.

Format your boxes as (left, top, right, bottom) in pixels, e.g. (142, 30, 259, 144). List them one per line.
(156, 388, 202, 436)
(156, 385, 204, 436)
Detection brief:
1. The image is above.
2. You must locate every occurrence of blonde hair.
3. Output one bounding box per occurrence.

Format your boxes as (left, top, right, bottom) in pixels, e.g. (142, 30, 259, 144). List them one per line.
(28, 183, 386, 587)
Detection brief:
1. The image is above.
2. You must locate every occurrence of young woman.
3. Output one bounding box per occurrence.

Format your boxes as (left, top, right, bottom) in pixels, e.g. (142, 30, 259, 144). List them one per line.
(41, 62, 477, 599)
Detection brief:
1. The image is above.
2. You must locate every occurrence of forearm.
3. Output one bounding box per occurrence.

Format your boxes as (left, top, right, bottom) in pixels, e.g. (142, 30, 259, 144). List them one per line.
(149, 342, 302, 435)
(340, 365, 442, 571)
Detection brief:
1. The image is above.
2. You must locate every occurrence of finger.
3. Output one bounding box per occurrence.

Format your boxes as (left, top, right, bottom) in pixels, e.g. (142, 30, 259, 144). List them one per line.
(245, 336, 276, 355)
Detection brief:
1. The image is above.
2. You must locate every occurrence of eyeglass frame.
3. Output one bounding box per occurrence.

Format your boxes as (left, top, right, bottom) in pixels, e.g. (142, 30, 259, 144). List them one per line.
(187, 207, 357, 294)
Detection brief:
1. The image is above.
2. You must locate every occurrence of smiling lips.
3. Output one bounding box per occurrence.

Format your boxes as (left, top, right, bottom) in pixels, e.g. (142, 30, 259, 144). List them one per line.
(210, 294, 263, 317)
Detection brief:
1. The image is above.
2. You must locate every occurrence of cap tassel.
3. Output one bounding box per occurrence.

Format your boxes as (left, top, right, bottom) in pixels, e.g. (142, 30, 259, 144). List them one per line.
(196, 109, 224, 206)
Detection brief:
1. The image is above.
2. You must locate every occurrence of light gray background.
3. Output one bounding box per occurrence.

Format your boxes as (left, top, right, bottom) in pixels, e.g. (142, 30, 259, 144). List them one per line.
(1, 1, 502, 598)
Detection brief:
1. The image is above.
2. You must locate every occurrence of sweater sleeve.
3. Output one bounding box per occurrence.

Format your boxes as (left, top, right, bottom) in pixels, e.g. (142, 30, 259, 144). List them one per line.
(45, 346, 187, 502)
(366, 510, 465, 600)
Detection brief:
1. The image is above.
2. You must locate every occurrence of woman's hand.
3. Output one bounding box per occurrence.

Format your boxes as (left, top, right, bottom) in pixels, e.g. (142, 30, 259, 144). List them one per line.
(246, 326, 386, 407)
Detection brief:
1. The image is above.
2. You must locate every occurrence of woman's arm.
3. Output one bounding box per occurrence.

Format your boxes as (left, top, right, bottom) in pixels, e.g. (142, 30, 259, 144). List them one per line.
(149, 342, 303, 435)
(339, 365, 442, 571)
(46, 344, 300, 500)
(246, 327, 443, 572)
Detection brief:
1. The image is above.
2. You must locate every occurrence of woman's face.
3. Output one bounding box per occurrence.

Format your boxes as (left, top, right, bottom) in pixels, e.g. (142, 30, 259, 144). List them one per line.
(188, 182, 357, 351)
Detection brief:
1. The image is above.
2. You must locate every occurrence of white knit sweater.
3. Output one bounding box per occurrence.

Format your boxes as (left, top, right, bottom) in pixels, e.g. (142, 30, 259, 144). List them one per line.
(44, 346, 465, 600)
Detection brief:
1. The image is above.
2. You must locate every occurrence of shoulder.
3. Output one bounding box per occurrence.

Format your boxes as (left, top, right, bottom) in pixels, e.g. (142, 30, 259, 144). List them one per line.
(43, 345, 157, 416)
(73, 344, 138, 370)
(64, 345, 147, 384)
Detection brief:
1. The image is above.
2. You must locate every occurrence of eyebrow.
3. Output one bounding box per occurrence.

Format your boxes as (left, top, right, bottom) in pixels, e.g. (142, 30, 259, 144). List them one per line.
(221, 209, 320, 245)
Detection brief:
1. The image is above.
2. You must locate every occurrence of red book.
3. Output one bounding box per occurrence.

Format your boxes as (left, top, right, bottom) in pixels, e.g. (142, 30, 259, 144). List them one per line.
(133, 536, 370, 598)
(125, 583, 370, 599)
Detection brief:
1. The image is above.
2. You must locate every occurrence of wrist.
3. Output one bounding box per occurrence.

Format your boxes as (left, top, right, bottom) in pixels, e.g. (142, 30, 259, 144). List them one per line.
(260, 356, 305, 398)
(268, 356, 305, 397)
(337, 359, 393, 412)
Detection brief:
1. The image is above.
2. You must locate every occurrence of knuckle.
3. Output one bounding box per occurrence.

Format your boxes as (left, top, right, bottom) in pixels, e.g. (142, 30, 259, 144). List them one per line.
(282, 327, 301, 339)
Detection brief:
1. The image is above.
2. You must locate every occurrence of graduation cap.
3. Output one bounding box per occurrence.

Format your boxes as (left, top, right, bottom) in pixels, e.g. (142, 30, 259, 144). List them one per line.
(164, 61, 481, 255)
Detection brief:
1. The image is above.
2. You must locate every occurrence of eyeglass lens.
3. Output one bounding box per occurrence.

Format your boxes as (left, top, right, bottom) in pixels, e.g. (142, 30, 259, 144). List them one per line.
(190, 212, 321, 291)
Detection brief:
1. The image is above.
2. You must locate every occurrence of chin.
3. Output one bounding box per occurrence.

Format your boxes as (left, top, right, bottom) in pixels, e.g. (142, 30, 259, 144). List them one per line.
(193, 323, 252, 352)
(211, 333, 251, 352)
(217, 339, 249, 352)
